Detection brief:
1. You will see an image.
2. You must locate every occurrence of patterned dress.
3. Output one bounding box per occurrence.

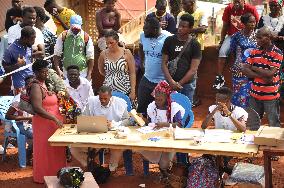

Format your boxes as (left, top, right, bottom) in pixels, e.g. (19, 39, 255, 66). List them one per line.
(104, 50, 131, 95)
(230, 31, 257, 108)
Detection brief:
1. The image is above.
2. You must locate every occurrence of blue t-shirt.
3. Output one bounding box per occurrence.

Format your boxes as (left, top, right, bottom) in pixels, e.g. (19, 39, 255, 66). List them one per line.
(2, 40, 33, 88)
(140, 30, 172, 83)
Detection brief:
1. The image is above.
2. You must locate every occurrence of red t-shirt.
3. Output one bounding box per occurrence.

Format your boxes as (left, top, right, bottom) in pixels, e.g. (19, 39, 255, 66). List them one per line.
(222, 3, 259, 36)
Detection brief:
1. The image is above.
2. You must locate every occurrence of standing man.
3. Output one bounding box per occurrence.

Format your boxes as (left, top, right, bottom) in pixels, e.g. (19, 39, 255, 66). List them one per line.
(65, 65, 94, 111)
(213, 0, 259, 89)
(44, 0, 76, 36)
(242, 27, 282, 127)
(146, 0, 176, 34)
(53, 15, 94, 81)
(5, 0, 23, 32)
(162, 14, 201, 103)
(137, 17, 172, 115)
(8, 6, 45, 58)
(2, 26, 36, 95)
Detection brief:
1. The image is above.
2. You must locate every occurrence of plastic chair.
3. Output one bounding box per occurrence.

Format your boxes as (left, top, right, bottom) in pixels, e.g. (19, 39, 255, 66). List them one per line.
(0, 96, 26, 168)
(98, 91, 133, 175)
(143, 93, 195, 175)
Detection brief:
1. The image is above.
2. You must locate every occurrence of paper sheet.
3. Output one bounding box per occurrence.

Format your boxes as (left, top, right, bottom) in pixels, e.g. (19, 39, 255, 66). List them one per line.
(174, 127, 204, 140)
(136, 126, 168, 134)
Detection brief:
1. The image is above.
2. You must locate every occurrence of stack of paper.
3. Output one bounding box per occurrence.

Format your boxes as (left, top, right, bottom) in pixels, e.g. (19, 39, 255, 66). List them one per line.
(204, 129, 233, 143)
(174, 127, 204, 140)
(136, 126, 168, 134)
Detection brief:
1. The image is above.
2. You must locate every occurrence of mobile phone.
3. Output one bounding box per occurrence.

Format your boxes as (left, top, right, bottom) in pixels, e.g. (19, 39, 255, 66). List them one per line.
(52, 8, 58, 15)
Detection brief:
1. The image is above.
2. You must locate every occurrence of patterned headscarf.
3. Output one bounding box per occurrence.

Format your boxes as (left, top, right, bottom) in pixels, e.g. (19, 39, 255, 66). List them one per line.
(269, 0, 283, 6)
(152, 81, 174, 122)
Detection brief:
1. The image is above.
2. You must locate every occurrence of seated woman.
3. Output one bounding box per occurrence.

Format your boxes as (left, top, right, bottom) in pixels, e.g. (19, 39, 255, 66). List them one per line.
(96, 0, 121, 51)
(5, 75, 35, 165)
(201, 86, 247, 175)
(140, 81, 185, 180)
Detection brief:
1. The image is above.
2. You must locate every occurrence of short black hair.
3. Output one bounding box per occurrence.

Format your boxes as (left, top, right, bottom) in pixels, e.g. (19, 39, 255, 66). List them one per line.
(104, 30, 119, 41)
(217, 86, 233, 98)
(240, 13, 254, 25)
(180, 14, 194, 28)
(145, 16, 160, 29)
(22, 6, 36, 17)
(44, 0, 56, 7)
(98, 85, 112, 94)
(156, 0, 167, 6)
(34, 6, 50, 23)
(32, 59, 49, 72)
(67, 65, 80, 72)
(21, 26, 36, 39)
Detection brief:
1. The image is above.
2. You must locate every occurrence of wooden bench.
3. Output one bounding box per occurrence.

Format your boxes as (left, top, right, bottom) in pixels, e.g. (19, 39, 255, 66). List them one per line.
(44, 172, 99, 188)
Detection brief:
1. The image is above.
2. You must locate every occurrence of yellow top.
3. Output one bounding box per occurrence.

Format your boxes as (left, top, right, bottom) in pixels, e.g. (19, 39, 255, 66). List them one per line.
(52, 7, 76, 36)
(177, 9, 207, 50)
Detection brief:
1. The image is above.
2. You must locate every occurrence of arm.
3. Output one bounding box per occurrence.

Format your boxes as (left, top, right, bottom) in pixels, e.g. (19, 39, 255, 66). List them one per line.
(2, 59, 24, 73)
(155, 110, 182, 129)
(220, 23, 229, 44)
(86, 37, 95, 81)
(53, 14, 69, 30)
(138, 43, 145, 71)
(192, 13, 208, 34)
(32, 44, 45, 59)
(251, 66, 278, 78)
(53, 35, 64, 77)
(241, 64, 262, 78)
(192, 26, 208, 34)
(30, 83, 62, 127)
(201, 107, 218, 129)
(96, 10, 105, 36)
(6, 106, 32, 121)
(125, 49, 136, 101)
(113, 9, 121, 31)
(257, 16, 264, 29)
(98, 51, 106, 76)
(179, 58, 201, 85)
(167, 16, 177, 34)
(2, 51, 25, 73)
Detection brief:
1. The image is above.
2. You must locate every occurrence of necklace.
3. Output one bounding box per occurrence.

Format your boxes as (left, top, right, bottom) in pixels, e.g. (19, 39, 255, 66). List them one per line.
(269, 16, 279, 31)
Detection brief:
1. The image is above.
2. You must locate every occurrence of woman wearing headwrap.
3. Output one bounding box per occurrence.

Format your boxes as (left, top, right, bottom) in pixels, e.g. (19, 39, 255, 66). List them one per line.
(140, 80, 185, 182)
(257, 0, 284, 51)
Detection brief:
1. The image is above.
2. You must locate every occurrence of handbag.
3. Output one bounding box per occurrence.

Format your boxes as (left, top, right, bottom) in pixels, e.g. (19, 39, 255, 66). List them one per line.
(168, 36, 192, 76)
(18, 94, 35, 115)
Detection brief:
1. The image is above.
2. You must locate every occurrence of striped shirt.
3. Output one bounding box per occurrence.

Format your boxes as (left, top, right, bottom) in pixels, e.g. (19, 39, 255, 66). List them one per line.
(245, 45, 282, 100)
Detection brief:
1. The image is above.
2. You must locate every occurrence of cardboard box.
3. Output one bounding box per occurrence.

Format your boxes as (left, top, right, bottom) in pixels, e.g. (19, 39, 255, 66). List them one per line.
(254, 126, 284, 146)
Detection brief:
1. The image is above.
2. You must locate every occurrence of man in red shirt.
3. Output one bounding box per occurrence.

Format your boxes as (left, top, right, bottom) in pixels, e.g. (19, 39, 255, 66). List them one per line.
(213, 0, 259, 89)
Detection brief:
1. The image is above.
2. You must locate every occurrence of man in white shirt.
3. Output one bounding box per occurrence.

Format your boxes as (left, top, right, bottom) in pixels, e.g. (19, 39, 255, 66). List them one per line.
(201, 86, 247, 132)
(83, 86, 130, 172)
(65, 65, 94, 112)
(8, 6, 45, 59)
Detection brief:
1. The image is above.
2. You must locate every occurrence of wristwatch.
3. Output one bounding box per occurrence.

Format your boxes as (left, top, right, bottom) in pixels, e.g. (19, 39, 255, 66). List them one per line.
(227, 112, 232, 117)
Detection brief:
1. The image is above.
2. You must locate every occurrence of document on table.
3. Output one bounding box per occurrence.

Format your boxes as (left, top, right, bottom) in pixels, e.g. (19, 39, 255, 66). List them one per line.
(174, 127, 204, 140)
(203, 129, 233, 143)
(136, 126, 168, 134)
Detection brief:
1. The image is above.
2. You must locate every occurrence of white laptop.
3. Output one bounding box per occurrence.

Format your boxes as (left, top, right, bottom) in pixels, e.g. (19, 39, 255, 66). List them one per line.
(77, 115, 108, 133)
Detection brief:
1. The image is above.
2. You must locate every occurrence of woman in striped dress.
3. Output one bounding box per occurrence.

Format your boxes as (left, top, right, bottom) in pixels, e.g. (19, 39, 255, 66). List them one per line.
(98, 30, 136, 101)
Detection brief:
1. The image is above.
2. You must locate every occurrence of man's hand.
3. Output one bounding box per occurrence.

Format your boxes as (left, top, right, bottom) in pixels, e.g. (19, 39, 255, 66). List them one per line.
(169, 80, 183, 91)
(160, 21, 168, 30)
(17, 55, 26, 67)
(129, 91, 136, 101)
(107, 120, 112, 129)
(53, 117, 63, 128)
(56, 69, 64, 79)
(154, 122, 168, 130)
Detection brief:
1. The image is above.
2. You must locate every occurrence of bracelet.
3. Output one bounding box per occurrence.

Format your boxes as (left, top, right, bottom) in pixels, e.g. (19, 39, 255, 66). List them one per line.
(227, 112, 232, 117)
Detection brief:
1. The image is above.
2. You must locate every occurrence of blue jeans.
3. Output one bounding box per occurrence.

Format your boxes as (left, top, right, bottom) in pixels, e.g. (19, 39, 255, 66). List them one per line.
(180, 79, 197, 102)
(249, 97, 280, 127)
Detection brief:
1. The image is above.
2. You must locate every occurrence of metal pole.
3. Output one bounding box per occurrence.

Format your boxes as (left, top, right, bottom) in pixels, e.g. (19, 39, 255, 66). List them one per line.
(145, 0, 148, 14)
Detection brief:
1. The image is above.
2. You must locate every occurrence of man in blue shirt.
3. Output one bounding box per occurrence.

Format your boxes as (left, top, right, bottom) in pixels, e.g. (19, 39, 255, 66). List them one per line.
(2, 26, 36, 95)
(137, 17, 172, 114)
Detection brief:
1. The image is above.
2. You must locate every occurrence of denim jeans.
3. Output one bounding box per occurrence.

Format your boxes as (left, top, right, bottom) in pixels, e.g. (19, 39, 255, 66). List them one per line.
(179, 79, 197, 102)
(249, 97, 280, 127)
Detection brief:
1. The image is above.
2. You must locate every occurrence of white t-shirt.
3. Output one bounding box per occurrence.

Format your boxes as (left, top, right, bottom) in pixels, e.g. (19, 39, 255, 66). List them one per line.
(209, 105, 248, 131)
(65, 77, 94, 111)
(7, 23, 44, 47)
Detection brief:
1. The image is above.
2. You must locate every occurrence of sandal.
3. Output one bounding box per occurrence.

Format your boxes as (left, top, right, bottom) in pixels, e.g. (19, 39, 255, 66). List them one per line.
(271, 156, 280, 161)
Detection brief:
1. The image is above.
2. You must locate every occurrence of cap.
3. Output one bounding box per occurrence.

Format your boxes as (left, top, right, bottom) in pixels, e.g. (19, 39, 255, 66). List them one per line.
(70, 15, 83, 29)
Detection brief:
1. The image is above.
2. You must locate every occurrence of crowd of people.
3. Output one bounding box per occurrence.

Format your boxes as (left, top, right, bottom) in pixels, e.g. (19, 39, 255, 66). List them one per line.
(0, 0, 283, 186)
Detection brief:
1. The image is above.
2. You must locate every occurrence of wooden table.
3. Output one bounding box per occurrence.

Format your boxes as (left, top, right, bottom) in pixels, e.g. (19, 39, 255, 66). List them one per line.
(44, 172, 99, 188)
(48, 125, 259, 157)
(260, 145, 284, 188)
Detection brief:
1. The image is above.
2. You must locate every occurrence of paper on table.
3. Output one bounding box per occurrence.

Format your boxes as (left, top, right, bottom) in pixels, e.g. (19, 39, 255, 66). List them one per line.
(174, 126, 204, 140)
(204, 129, 233, 143)
(136, 126, 168, 134)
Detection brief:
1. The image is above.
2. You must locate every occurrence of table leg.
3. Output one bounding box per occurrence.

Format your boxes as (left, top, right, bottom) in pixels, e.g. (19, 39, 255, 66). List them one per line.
(263, 151, 272, 188)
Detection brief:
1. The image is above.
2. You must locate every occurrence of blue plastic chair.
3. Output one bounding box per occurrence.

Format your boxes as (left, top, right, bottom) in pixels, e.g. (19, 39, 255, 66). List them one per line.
(0, 96, 26, 168)
(98, 91, 134, 175)
(143, 93, 195, 175)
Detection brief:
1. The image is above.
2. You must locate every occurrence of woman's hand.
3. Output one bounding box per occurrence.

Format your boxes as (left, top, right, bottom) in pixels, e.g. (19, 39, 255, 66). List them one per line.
(154, 122, 169, 130)
(129, 91, 136, 101)
(53, 117, 63, 128)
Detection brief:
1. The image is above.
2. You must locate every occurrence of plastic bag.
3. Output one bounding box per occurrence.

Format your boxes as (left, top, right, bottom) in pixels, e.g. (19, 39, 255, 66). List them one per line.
(230, 162, 264, 184)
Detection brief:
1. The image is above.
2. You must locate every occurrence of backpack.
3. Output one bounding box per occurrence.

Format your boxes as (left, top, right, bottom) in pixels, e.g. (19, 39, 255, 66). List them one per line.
(61, 30, 89, 54)
(187, 155, 219, 188)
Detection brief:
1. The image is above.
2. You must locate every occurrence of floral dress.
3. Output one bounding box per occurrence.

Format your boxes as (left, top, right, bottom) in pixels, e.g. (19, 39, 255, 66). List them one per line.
(230, 31, 257, 108)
